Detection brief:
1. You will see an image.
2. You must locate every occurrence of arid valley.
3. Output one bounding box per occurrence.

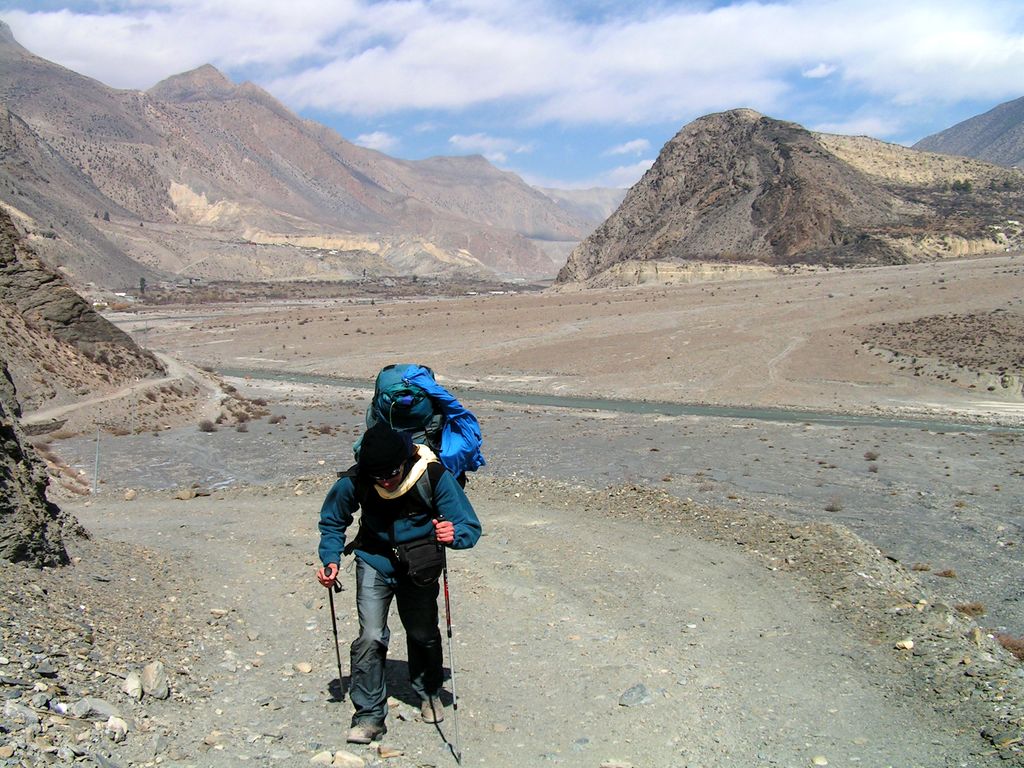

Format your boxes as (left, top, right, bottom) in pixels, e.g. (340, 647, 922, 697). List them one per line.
(7, 252, 1021, 767)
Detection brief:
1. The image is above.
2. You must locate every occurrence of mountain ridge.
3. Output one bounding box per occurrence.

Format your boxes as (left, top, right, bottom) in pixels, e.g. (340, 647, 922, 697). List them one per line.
(0, 22, 597, 284)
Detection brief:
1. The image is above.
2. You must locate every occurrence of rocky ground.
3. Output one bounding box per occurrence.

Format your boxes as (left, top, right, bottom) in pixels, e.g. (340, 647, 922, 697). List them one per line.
(1, 476, 1022, 768)
(5, 253, 1024, 766)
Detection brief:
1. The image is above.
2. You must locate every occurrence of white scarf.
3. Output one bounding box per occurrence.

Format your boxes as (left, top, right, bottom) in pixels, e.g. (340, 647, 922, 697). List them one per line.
(374, 444, 439, 500)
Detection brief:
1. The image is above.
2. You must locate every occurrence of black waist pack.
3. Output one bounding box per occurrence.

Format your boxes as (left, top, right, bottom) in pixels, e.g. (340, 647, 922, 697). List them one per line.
(394, 537, 445, 586)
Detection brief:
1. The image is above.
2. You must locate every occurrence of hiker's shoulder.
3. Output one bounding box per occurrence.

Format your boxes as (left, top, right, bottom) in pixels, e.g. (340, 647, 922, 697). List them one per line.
(326, 467, 361, 497)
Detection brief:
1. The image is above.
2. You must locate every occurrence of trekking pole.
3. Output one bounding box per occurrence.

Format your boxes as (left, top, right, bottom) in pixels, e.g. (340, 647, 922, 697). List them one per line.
(327, 578, 345, 700)
(441, 549, 462, 765)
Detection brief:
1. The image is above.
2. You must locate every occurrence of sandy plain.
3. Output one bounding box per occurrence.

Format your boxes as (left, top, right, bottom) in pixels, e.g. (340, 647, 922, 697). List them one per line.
(124, 253, 1024, 424)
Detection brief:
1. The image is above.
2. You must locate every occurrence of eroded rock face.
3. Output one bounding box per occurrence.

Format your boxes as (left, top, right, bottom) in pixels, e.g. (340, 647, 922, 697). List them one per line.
(558, 110, 908, 283)
(0, 362, 69, 566)
(558, 108, 1024, 285)
(0, 208, 164, 410)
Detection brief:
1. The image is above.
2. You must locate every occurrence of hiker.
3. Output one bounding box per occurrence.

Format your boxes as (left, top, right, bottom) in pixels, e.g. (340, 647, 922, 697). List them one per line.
(316, 421, 482, 744)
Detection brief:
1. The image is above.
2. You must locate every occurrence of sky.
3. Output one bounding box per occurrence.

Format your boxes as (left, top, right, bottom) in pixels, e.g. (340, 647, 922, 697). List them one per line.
(2, 1, 1023, 189)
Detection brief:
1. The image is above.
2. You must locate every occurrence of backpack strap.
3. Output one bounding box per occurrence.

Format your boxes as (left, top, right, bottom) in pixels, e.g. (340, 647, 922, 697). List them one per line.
(414, 461, 446, 514)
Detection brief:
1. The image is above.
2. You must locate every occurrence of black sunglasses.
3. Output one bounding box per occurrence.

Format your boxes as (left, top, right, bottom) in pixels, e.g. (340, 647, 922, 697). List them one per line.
(371, 462, 405, 482)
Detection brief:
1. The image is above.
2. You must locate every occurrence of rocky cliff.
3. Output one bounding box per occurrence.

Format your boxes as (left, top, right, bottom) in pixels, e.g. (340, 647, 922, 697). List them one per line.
(0, 208, 163, 410)
(0, 361, 71, 566)
(559, 109, 1024, 285)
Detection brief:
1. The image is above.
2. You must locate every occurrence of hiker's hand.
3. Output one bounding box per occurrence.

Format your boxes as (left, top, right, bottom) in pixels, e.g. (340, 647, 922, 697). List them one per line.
(317, 563, 339, 588)
(433, 519, 454, 545)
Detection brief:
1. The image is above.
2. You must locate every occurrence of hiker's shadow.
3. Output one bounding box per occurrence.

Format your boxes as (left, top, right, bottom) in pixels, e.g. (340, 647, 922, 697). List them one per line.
(327, 677, 347, 702)
(327, 659, 453, 707)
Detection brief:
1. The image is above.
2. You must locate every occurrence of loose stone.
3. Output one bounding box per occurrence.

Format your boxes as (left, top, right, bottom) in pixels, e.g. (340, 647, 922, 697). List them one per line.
(332, 750, 366, 767)
(141, 661, 170, 699)
(618, 683, 653, 707)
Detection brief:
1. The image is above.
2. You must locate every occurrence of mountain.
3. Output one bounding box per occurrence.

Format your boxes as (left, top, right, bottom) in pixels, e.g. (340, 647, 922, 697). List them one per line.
(0, 207, 164, 412)
(914, 96, 1024, 168)
(0, 22, 593, 284)
(559, 109, 1024, 285)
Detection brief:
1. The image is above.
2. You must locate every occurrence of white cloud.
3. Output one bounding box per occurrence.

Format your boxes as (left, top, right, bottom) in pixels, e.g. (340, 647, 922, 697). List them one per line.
(1, 3, 366, 89)
(448, 133, 532, 164)
(354, 131, 399, 152)
(812, 115, 903, 137)
(605, 139, 650, 156)
(802, 63, 837, 79)
(3, 1, 1023, 130)
(599, 158, 656, 188)
(523, 157, 655, 190)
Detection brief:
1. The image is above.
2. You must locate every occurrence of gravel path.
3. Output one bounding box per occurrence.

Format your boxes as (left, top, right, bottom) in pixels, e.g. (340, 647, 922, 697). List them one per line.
(3, 476, 1021, 767)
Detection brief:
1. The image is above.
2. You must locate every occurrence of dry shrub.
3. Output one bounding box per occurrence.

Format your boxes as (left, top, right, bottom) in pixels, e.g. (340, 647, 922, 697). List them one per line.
(911, 562, 932, 572)
(235, 423, 249, 433)
(268, 414, 286, 424)
(198, 420, 217, 433)
(32, 441, 56, 462)
(995, 633, 1024, 661)
(824, 497, 843, 512)
(954, 602, 986, 617)
(936, 569, 957, 578)
(59, 478, 91, 496)
(864, 451, 880, 461)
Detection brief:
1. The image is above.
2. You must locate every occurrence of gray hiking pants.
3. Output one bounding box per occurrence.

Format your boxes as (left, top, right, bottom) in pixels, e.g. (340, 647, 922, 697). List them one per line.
(349, 558, 443, 724)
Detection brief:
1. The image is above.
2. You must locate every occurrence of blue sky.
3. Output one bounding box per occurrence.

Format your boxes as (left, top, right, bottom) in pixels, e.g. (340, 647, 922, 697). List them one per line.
(2, 1, 1023, 189)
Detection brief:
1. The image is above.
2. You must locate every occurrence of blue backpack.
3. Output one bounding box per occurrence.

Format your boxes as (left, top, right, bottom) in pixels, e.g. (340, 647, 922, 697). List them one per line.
(361, 364, 485, 479)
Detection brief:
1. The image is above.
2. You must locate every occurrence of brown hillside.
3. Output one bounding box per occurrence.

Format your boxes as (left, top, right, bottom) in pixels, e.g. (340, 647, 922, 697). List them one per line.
(559, 110, 1024, 285)
(0, 208, 163, 411)
(0, 23, 592, 283)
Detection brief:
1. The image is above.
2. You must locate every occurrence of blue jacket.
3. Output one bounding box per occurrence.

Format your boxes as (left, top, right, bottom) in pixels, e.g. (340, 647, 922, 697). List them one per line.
(318, 464, 481, 581)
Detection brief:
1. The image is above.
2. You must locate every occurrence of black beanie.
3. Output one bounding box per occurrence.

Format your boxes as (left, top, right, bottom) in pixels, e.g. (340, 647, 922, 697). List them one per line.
(358, 422, 413, 475)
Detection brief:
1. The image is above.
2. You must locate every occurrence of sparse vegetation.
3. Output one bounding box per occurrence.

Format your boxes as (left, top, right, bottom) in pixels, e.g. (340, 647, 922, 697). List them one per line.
(995, 633, 1024, 661)
(198, 419, 217, 433)
(954, 602, 986, 617)
(936, 569, 957, 578)
(824, 497, 843, 512)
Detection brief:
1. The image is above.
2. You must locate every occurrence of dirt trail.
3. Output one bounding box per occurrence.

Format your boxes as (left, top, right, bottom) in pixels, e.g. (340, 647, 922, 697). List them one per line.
(63, 478, 1019, 768)
(20, 353, 222, 426)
